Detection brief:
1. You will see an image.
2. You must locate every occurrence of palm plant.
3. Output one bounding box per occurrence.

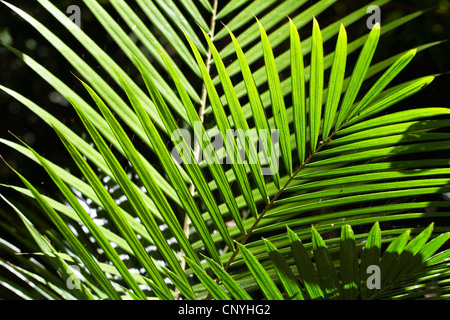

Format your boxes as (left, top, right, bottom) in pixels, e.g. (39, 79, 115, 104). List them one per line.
(1, 0, 449, 300)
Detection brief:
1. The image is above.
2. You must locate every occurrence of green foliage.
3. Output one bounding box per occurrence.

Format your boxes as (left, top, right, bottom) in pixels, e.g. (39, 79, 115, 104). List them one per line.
(0, 0, 449, 300)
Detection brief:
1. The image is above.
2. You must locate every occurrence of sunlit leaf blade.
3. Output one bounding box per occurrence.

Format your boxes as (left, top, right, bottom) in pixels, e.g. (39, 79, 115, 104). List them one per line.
(203, 255, 252, 300)
(336, 23, 380, 129)
(162, 267, 197, 300)
(338, 107, 450, 136)
(184, 257, 231, 300)
(107, 0, 200, 103)
(80, 0, 188, 120)
(15, 136, 148, 300)
(176, 0, 210, 31)
(216, 0, 250, 19)
(345, 76, 435, 126)
(416, 233, 450, 266)
(311, 226, 341, 300)
(186, 32, 258, 218)
(226, 25, 281, 189)
(349, 48, 417, 119)
(379, 230, 410, 287)
(150, 46, 245, 234)
(135, 0, 199, 75)
(69, 98, 190, 285)
(155, 0, 207, 55)
(50, 125, 173, 299)
(340, 225, 358, 300)
(360, 222, 381, 299)
(236, 242, 284, 300)
(258, 19, 292, 177)
(216, 0, 277, 40)
(0, 194, 92, 300)
(388, 223, 433, 282)
(264, 238, 304, 300)
(201, 28, 269, 203)
(26, 0, 170, 131)
(287, 228, 324, 299)
(309, 18, 324, 152)
(0, 64, 180, 207)
(197, 0, 213, 12)
(218, 0, 336, 61)
(3, 161, 118, 300)
(290, 19, 306, 165)
(77, 78, 203, 266)
(323, 24, 347, 140)
(125, 60, 235, 255)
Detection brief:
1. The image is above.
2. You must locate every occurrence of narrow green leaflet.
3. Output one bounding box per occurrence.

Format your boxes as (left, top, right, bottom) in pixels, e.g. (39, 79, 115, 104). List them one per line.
(287, 228, 324, 299)
(411, 233, 450, 272)
(69, 98, 189, 284)
(306, 140, 450, 168)
(379, 230, 410, 287)
(151, 45, 245, 234)
(360, 222, 381, 299)
(51, 125, 173, 299)
(216, 0, 250, 19)
(323, 24, 347, 140)
(345, 76, 435, 126)
(0, 194, 92, 300)
(155, 0, 207, 55)
(176, 0, 210, 31)
(290, 19, 307, 165)
(340, 225, 358, 300)
(203, 255, 252, 300)
(0, 55, 181, 206)
(264, 239, 304, 300)
(184, 257, 231, 300)
(3, 162, 118, 300)
(309, 18, 324, 151)
(107, 0, 200, 103)
(330, 119, 450, 146)
(216, 0, 277, 41)
(17, 136, 148, 300)
(336, 23, 380, 129)
(201, 28, 269, 203)
(81, 0, 188, 121)
(311, 226, 341, 300)
(162, 267, 197, 300)
(26, 0, 169, 132)
(124, 61, 234, 254)
(236, 242, 284, 300)
(186, 32, 258, 218)
(388, 223, 433, 282)
(258, 19, 292, 176)
(226, 25, 281, 189)
(348, 48, 417, 119)
(338, 107, 450, 136)
(135, 0, 199, 75)
(78, 78, 203, 266)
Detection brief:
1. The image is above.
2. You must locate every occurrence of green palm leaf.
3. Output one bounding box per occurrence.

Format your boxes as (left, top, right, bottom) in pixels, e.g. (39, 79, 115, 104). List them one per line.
(1, 0, 449, 301)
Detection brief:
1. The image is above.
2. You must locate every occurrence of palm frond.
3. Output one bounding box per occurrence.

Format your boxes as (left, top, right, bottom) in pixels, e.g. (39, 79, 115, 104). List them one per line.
(1, 0, 449, 300)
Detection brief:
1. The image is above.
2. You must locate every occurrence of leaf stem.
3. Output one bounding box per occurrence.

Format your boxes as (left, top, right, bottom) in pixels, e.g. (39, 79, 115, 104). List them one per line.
(222, 137, 332, 272)
(204, 133, 336, 300)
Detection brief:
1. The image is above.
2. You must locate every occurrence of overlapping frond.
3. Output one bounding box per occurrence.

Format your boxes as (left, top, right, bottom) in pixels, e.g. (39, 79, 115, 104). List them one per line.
(0, 0, 449, 300)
